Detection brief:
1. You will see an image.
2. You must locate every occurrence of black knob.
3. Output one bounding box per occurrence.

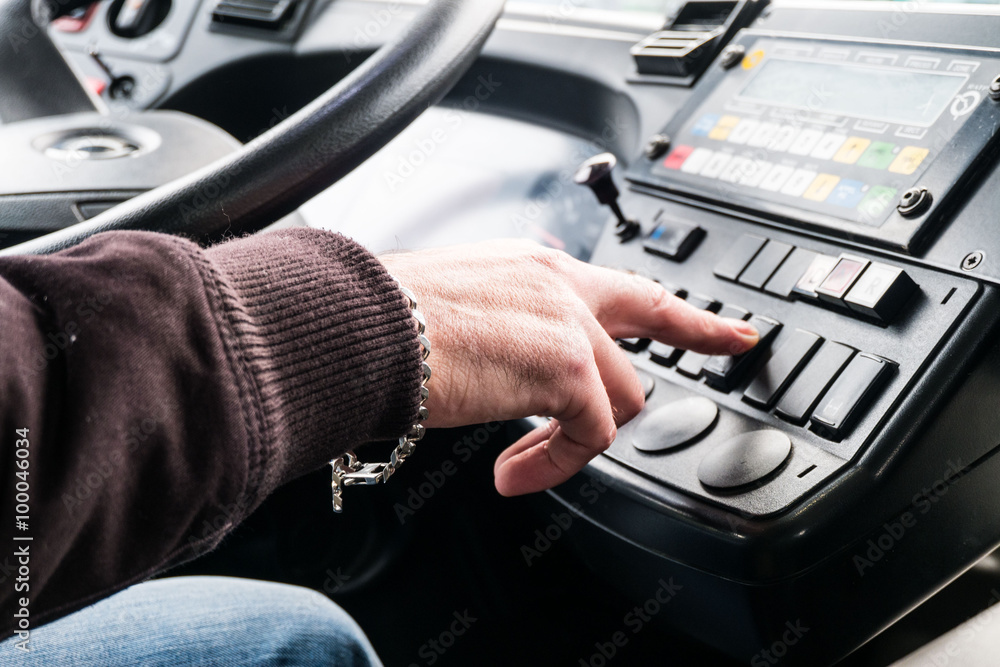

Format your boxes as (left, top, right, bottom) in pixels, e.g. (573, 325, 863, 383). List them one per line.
(574, 153, 640, 242)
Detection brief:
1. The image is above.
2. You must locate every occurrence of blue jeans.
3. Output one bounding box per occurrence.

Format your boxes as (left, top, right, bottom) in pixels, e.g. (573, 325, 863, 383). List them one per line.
(1, 576, 382, 666)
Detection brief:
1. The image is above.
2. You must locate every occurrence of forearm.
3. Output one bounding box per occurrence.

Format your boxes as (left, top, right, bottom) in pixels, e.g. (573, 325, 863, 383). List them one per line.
(0, 228, 421, 638)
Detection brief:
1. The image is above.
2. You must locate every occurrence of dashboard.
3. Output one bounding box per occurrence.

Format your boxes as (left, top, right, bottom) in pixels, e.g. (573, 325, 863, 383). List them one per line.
(15, 0, 1000, 664)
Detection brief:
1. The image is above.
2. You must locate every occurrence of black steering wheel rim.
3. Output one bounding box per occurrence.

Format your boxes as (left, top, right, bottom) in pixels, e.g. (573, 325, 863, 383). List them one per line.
(2, 0, 506, 256)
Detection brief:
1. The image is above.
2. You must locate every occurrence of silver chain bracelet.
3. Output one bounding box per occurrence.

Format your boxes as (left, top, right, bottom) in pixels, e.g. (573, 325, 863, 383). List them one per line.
(329, 278, 430, 513)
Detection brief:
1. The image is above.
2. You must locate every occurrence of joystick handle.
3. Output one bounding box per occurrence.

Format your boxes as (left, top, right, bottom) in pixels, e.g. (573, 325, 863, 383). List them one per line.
(574, 153, 640, 242)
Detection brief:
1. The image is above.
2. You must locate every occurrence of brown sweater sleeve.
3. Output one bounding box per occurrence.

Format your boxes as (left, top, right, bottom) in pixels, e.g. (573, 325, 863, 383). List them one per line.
(0, 227, 422, 639)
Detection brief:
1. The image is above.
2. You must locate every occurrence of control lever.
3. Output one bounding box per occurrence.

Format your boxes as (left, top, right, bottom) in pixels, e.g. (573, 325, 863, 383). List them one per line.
(574, 153, 641, 242)
(88, 47, 135, 100)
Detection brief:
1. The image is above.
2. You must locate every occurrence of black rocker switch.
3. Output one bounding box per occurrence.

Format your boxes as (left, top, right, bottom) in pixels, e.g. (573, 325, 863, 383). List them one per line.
(648, 291, 716, 366)
(809, 353, 896, 441)
(702, 315, 783, 392)
(574, 153, 641, 242)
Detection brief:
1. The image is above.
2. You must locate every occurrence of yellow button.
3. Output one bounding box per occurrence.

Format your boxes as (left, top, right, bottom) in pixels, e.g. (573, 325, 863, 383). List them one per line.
(708, 115, 741, 141)
(833, 137, 871, 165)
(803, 174, 840, 202)
(888, 146, 929, 175)
(742, 49, 765, 70)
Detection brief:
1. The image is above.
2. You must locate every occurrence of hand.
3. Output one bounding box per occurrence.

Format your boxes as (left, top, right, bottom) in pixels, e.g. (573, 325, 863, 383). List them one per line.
(379, 239, 759, 497)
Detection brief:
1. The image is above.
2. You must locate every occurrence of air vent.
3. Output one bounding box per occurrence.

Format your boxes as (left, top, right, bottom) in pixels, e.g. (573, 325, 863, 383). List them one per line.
(631, 29, 724, 77)
(212, 0, 295, 29)
(629, 0, 766, 84)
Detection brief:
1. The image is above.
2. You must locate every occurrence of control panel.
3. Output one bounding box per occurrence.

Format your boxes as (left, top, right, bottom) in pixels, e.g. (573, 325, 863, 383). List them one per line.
(583, 33, 1000, 519)
(592, 194, 978, 517)
(560, 30, 1000, 660)
(558, 25, 1000, 663)
(628, 33, 1000, 253)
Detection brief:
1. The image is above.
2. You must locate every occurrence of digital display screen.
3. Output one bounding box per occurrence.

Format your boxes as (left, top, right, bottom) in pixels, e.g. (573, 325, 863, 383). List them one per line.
(738, 58, 968, 127)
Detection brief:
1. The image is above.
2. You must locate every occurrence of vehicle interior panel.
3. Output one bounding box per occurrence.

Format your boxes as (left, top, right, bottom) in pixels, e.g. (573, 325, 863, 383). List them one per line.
(10, 0, 1000, 664)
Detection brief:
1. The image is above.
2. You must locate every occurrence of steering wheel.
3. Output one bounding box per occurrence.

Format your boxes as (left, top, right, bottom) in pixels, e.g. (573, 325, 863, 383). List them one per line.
(0, 0, 506, 256)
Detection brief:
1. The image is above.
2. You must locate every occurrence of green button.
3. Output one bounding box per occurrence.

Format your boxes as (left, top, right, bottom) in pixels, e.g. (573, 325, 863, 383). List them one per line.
(857, 186, 897, 223)
(857, 142, 897, 170)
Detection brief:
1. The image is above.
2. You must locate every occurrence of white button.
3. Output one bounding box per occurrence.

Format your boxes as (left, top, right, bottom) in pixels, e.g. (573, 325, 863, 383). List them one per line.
(780, 169, 818, 197)
(720, 157, 751, 183)
(739, 160, 773, 188)
(810, 133, 848, 160)
(699, 152, 732, 179)
(681, 147, 714, 174)
(747, 123, 781, 148)
(844, 264, 900, 309)
(759, 164, 795, 191)
(727, 120, 760, 145)
(788, 129, 824, 156)
(768, 126, 800, 153)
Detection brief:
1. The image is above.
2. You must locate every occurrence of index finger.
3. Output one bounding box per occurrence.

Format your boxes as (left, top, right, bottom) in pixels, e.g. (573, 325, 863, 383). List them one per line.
(575, 266, 759, 355)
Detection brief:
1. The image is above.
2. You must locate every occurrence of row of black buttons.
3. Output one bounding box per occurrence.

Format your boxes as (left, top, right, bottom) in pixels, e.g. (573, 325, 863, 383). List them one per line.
(619, 286, 897, 442)
(713, 233, 919, 324)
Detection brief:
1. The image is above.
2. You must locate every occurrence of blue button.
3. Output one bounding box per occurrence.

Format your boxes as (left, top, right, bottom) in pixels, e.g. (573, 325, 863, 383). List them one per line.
(691, 114, 721, 137)
(828, 180, 867, 207)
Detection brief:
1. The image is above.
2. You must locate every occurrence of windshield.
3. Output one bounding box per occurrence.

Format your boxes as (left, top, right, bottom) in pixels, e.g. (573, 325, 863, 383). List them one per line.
(512, 1, 1000, 18)
(515, 0, 678, 11)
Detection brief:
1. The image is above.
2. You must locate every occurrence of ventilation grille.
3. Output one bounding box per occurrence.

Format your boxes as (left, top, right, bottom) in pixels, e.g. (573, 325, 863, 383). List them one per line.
(632, 28, 722, 61)
(212, 0, 295, 29)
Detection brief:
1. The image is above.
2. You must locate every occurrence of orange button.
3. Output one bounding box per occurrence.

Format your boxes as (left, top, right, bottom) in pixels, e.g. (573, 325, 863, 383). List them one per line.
(742, 49, 765, 70)
(888, 146, 929, 175)
(833, 137, 871, 165)
(803, 174, 840, 202)
(708, 115, 741, 141)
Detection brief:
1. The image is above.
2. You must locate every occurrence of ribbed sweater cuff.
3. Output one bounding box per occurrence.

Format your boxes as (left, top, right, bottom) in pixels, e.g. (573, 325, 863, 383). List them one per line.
(204, 227, 423, 496)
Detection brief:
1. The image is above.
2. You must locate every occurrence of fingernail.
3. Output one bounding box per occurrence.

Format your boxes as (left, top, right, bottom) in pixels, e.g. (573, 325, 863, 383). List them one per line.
(728, 319, 759, 346)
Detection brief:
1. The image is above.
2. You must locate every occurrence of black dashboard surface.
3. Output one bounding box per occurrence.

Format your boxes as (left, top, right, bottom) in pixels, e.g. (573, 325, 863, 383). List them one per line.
(45, 1, 1000, 665)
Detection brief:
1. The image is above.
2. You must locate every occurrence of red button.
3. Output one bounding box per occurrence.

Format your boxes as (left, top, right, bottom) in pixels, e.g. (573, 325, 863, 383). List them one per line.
(86, 77, 108, 97)
(663, 145, 694, 170)
(816, 255, 871, 307)
(53, 3, 99, 32)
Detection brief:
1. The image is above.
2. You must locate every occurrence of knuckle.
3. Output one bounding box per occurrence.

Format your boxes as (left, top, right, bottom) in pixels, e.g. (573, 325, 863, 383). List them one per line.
(618, 388, 645, 423)
(692, 311, 719, 346)
(511, 237, 540, 250)
(648, 284, 679, 319)
(561, 339, 593, 381)
(531, 246, 571, 273)
(596, 424, 617, 451)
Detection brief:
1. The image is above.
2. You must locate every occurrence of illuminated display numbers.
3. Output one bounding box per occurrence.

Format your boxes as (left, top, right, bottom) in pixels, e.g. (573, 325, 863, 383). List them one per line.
(666, 113, 931, 220)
